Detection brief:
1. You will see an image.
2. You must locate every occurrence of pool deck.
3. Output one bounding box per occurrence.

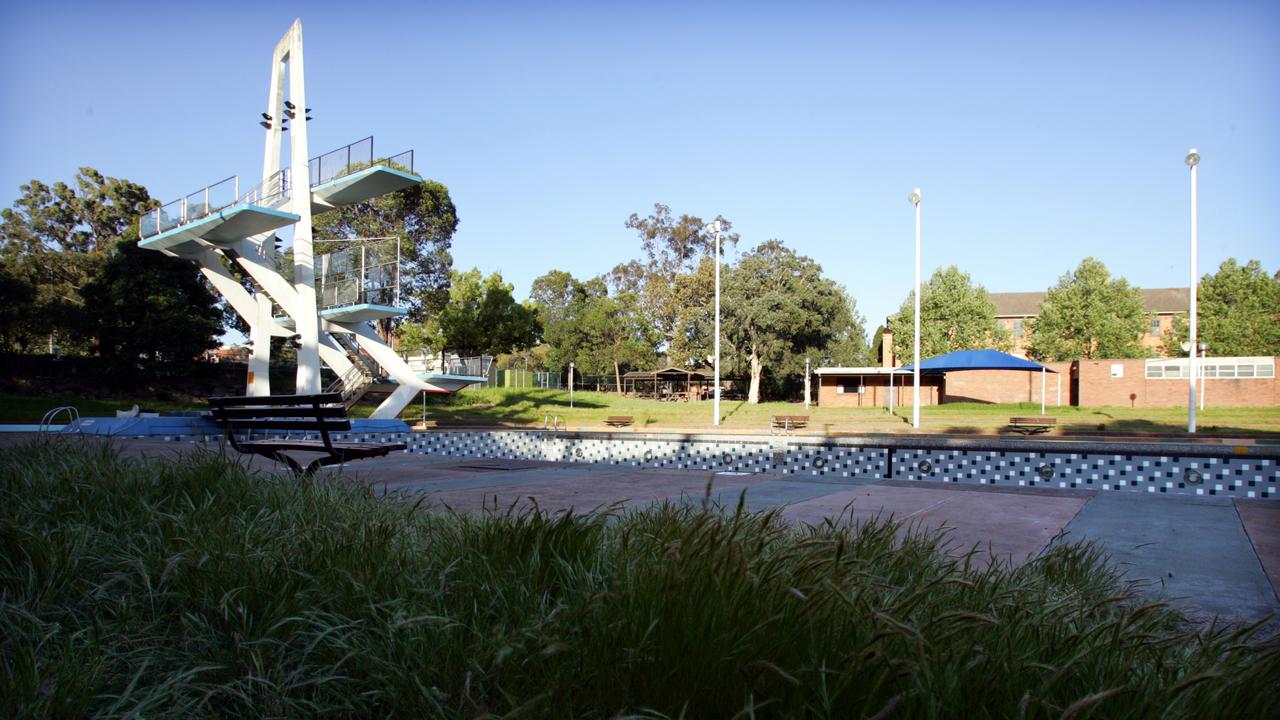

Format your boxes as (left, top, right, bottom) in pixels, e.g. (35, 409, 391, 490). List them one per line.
(8, 434, 1278, 628)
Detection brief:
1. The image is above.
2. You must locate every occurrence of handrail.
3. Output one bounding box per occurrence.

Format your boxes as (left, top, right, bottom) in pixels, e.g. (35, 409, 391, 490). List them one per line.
(139, 175, 239, 239)
(307, 136, 416, 188)
(40, 405, 81, 434)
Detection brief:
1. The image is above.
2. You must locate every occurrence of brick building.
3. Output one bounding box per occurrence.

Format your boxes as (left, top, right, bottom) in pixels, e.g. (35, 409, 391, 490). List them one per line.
(879, 287, 1190, 365)
(991, 287, 1189, 358)
(816, 356, 1277, 408)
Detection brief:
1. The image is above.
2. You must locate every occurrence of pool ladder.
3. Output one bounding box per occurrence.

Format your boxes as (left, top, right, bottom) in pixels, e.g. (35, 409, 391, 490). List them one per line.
(39, 406, 81, 434)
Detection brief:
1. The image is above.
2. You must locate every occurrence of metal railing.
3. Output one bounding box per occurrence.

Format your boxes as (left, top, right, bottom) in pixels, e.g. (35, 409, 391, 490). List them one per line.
(402, 351, 494, 378)
(139, 175, 238, 239)
(241, 168, 291, 208)
(308, 136, 416, 188)
(138, 170, 297, 239)
(316, 238, 401, 310)
(137, 136, 416, 239)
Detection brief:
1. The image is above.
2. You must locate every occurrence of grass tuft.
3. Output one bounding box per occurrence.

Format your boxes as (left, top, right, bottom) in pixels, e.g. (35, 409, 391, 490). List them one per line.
(2, 438, 1277, 718)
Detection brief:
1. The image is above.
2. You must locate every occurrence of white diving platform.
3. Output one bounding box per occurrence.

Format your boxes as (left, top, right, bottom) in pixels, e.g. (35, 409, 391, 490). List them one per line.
(318, 303, 408, 323)
(311, 165, 422, 215)
(139, 204, 299, 257)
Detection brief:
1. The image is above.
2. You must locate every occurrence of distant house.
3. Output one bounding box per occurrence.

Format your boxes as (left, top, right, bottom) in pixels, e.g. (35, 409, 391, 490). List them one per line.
(879, 288, 1189, 366)
(990, 288, 1188, 358)
(205, 345, 252, 364)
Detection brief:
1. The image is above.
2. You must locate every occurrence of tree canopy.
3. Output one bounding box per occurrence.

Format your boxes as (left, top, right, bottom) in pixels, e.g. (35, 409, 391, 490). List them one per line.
(1026, 257, 1149, 360)
(723, 241, 849, 404)
(1160, 259, 1280, 357)
(889, 266, 1008, 363)
(1, 168, 223, 369)
(80, 238, 223, 374)
(398, 269, 538, 358)
(529, 271, 658, 386)
(610, 203, 738, 360)
(1, 168, 155, 353)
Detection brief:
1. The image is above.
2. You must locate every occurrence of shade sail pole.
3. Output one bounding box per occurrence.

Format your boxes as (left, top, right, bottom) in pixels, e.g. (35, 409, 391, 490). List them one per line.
(1041, 367, 1046, 415)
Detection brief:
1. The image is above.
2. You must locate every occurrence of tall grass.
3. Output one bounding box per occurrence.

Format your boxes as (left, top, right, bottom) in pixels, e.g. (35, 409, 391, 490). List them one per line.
(2, 439, 1276, 718)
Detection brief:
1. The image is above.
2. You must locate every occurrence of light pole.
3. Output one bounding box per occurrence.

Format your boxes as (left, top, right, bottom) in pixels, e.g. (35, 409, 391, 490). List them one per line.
(569, 361, 575, 409)
(1185, 149, 1199, 433)
(909, 188, 922, 429)
(804, 357, 811, 412)
(712, 219, 723, 427)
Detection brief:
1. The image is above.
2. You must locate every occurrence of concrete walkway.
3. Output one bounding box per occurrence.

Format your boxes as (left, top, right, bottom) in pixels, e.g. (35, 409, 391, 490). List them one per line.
(10, 435, 1277, 626)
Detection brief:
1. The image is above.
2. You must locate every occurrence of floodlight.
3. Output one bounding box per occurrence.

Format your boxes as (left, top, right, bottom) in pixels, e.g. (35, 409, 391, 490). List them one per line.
(284, 100, 296, 110)
(261, 112, 272, 121)
(1185, 149, 1200, 167)
(259, 121, 272, 129)
(908, 189, 921, 205)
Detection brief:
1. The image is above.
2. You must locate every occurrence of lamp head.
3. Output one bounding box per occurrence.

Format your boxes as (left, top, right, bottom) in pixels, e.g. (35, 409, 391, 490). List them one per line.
(908, 189, 921, 205)
(1185, 149, 1200, 167)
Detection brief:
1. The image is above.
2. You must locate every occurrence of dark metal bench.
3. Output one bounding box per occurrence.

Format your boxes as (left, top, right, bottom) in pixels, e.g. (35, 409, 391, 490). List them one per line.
(208, 393, 406, 477)
(604, 415, 634, 428)
(1008, 416, 1057, 435)
(771, 415, 810, 434)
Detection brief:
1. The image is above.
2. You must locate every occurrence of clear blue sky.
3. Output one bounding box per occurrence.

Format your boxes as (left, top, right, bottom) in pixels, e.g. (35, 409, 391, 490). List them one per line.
(3, 0, 1277, 337)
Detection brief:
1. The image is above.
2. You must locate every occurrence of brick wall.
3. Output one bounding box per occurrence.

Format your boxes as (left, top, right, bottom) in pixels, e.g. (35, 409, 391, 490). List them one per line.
(1077, 358, 1279, 407)
(942, 362, 1074, 405)
(818, 375, 941, 408)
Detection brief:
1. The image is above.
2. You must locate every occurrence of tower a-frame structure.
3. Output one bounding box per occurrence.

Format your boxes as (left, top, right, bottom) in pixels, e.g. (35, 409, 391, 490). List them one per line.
(138, 20, 485, 418)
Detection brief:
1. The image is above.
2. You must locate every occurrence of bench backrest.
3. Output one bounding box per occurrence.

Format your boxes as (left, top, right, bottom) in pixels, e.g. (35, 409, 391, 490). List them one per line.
(209, 394, 351, 439)
(1009, 417, 1056, 424)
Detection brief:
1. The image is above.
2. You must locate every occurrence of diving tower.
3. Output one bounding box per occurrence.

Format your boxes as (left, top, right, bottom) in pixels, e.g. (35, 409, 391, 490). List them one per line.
(136, 19, 487, 419)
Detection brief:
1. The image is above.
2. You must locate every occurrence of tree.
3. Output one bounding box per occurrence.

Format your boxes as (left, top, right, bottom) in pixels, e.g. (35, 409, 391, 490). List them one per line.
(1160, 259, 1280, 356)
(1026, 258, 1149, 360)
(611, 203, 738, 357)
(1, 168, 153, 353)
(890, 266, 1009, 362)
(722, 241, 848, 404)
(313, 180, 458, 323)
(79, 238, 223, 374)
(531, 272, 608, 372)
(404, 269, 539, 357)
(576, 291, 659, 391)
(822, 291, 871, 367)
(529, 270, 658, 383)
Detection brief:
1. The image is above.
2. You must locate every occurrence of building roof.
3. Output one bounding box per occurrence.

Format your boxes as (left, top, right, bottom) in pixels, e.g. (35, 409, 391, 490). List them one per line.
(990, 288, 1189, 317)
(622, 366, 713, 380)
(899, 349, 1057, 374)
(814, 366, 909, 376)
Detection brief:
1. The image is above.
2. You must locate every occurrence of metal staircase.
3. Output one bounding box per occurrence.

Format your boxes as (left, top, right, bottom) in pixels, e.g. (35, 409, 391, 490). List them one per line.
(331, 330, 382, 378)
(326, 363, 373, 409)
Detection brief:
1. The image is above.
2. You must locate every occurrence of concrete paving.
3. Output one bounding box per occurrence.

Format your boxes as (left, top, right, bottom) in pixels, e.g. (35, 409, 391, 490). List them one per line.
(5, 434, 1277, 625)
(1058, 492, 1279, 623)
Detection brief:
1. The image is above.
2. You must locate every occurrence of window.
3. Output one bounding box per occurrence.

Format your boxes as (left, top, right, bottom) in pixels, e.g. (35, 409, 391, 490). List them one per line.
(1013, 319, 1024, 339)
(1258, 364, 1275, 378)
(1238, 365, 1255, 378)
(1146, 366, 1163, 378)
(1148, 360, 1274, 380)
(1150, 316, 1162, 335)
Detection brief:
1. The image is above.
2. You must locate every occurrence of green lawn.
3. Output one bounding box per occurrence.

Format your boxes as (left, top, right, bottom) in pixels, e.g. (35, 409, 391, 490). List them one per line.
(5, 388, 1278, 438)
(4, 439, 1277, 717)
(415, 387, 1280, 438)
(0, 394, 202, 423)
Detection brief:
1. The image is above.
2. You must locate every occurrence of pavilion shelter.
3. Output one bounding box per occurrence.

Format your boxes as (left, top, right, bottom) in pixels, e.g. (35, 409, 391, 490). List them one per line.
(622, 367, 716, 401)
(898, 349, 1060, 414)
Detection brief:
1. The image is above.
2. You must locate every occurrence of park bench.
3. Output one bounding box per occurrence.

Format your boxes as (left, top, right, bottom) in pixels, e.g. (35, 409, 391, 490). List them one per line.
(208, 393, 406, 477)
(771, 415, 810, 434)
(604, 415, 635, 428)
(1008, 416, 1057, 435)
